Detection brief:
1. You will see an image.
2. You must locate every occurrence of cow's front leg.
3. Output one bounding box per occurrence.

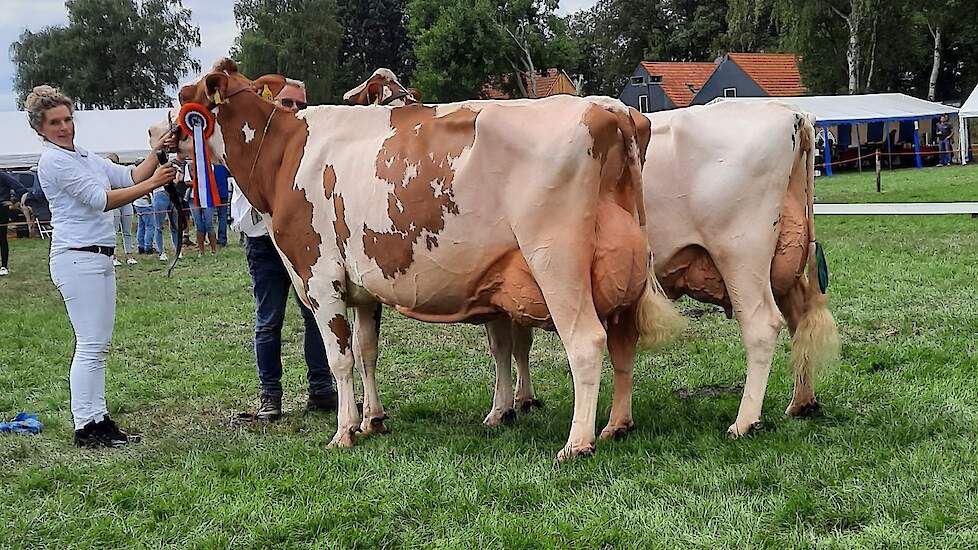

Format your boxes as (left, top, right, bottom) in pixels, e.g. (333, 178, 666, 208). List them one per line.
(311, 298, 360, 448)
(484, 318, 516, 427)
(353, 302, 387, 435)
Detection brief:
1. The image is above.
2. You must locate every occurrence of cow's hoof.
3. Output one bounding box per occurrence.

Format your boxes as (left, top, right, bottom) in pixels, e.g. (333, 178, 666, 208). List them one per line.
(360, 415, 389, 435)
(328, 427, 358, 448)
(785, 400, 821, 418)
(555, 442, 595, 463)
(516, 398, 544, 413)
(727, 420, 763, 439)
(599, 421, 635, 441)
(483, 408, 516, 427)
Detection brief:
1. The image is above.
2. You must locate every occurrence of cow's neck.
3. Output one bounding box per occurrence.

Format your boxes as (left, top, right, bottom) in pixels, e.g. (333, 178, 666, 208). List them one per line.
(216, 95, 306, 216)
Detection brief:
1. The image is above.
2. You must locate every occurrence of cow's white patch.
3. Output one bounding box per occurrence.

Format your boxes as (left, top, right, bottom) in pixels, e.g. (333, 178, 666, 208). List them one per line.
(242, 122, 256, 144)
(382, 87, 393, 101)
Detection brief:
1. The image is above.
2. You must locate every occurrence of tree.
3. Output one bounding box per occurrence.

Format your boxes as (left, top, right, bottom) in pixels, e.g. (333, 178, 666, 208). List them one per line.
(10, 0, 200, 109)
(232, 0, 343, 103)
(407, 0, 578, 101)
(336, 0, 414, 90)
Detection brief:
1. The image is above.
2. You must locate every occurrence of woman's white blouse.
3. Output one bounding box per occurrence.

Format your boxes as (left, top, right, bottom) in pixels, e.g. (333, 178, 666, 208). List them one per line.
(37, 141, 134, 256)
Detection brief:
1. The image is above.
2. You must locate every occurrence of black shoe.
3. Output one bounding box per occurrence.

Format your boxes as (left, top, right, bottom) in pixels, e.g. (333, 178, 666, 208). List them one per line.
(306, 392, 338, 413)
(74, 416, 139, 448)
(256, 394, 282, 421)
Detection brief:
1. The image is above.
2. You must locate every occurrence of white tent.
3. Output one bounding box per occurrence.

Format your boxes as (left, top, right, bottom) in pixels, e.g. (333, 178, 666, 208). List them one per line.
(710, 93, 959, 174)
(709, 92, 958, 125)
(0, 108, 172, 168)
(959, 85, 978, 165)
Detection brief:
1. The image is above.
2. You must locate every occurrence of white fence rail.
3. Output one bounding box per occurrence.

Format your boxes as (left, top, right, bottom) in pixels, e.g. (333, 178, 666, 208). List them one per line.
(814, 202, 978, 215)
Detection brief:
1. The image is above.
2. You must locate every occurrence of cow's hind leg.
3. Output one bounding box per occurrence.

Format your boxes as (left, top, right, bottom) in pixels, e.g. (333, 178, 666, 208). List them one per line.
(353, 303, 388, 435)
(600, 307, 638, 440)
(307, 297, 360, 448)
(716, 256, 784, 437)
(511, 323, 541, 412)
(484, 318, 517, 427)
(777, 247, 840, 417)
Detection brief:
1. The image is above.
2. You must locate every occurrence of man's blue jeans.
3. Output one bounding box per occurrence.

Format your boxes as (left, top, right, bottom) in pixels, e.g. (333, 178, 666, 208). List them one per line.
(245, 235, 334, 398)
(939, 138, 953, 165)
(216, 204, 230, 245)
(151, 190, 180, 253)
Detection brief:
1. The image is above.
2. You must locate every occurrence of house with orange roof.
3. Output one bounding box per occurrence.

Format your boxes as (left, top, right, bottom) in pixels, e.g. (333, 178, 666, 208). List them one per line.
(483, 69, 578, 100)
(620, 53, 806, 113)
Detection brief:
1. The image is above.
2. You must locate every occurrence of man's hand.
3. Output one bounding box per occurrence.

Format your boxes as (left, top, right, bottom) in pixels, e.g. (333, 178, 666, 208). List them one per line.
(152, 129, 178, 153)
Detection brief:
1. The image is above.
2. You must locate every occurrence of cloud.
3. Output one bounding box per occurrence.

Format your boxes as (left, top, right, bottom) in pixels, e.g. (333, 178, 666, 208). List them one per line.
(557, 0, 598, 15)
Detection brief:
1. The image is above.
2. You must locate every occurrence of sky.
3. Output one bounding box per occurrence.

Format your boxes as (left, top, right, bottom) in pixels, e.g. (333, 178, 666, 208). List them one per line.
(0, 0, 598, 111)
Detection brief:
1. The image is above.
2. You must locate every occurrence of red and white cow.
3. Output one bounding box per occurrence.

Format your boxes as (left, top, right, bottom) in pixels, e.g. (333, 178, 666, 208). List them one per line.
(176, 59, 681, 460)
(503, 101, 841, 437)
(345, 71, 838, 437)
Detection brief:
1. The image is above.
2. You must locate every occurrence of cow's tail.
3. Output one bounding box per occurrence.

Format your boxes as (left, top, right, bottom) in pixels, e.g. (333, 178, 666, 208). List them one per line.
(612, 108, 648, 227)
(790, 113, 839, 382)
(635, 273, 686, 349)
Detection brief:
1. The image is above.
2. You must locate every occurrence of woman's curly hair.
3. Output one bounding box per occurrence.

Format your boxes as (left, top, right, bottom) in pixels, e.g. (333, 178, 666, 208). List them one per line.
(25, 85, 74, 133)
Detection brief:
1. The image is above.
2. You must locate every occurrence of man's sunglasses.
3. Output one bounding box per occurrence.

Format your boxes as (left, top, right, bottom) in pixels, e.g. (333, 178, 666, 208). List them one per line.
(279, 98, 307, 110)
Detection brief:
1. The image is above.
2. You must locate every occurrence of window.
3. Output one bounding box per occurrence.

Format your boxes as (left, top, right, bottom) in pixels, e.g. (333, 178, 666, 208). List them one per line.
(648, 75, 663, 84)
(631, 76, 645, 86)
(638, 95, 649, 113)
(723, 87, 737, 97)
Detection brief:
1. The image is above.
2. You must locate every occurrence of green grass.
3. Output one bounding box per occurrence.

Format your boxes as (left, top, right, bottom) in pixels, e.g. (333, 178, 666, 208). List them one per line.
(815, 163, 978, 203)
(2, 169, 978, 548)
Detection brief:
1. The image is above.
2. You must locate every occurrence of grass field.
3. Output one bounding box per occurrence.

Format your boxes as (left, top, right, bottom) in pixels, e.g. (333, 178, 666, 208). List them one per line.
(1, 168, 977, 548)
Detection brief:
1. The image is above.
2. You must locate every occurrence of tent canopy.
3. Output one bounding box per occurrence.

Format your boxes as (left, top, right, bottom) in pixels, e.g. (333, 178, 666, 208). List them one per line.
(709, 93, 958, 125)
(0, 108, 171, 169)
(960, 84, 978, 119)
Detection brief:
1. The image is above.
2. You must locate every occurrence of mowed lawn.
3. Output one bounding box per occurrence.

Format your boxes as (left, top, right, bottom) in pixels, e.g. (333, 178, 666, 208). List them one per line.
(1, 167, 977, 548)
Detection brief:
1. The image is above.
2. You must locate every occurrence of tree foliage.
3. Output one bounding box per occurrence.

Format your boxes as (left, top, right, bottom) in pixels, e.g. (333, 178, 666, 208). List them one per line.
(232, 0, 343, 103)
(10, 0, 200, 109)
(336, 0, 415, 89)
(406, 0, 578, 101)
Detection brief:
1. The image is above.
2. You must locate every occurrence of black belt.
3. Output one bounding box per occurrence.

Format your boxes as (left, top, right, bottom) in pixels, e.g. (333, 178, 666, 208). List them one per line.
(70, 245, 115, 257)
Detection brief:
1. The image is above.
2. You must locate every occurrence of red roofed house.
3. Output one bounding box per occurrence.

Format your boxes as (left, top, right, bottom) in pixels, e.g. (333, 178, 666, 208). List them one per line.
(620, 53, 806, 113)
(483, 68, 578, 100)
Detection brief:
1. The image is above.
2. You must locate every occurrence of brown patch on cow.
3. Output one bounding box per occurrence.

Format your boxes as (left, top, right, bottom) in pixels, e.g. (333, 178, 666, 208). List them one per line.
(323, 165, 337, 198)
(328, 314, 351, 355)
(333, 193, 351, 260)
(770, 184, 808, 296)
(362, 104, 477, 278)
(582, 104, 632, 212)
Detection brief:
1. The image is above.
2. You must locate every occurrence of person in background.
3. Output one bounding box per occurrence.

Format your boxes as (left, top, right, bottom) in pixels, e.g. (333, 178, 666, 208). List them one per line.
(26, 84, 176, 448)
(214, 164, 231, 247)
(151, 166, 181, 262)
(106, 154, 137, 266)
(133, 192, 155, 255)
(936, 114, 953, 166)
(184, 168, 218, 257)
(0, 171, 14, 276)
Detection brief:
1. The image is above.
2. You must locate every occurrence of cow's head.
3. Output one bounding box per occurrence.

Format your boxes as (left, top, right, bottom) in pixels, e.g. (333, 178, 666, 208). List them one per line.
(343, 68, 420, 107)
(176, 58, 287, 164)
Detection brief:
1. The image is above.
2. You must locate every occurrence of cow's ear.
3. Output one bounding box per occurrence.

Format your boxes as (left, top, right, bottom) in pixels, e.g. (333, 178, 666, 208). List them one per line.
(408, 87, 423, 102)
(366, 81, 382, 104)
(254, 75, 287, 101)
(205, 73, 229, 105)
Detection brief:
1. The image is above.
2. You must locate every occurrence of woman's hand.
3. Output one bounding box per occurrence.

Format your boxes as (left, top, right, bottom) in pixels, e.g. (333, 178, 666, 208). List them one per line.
(148, 163, 177, 190)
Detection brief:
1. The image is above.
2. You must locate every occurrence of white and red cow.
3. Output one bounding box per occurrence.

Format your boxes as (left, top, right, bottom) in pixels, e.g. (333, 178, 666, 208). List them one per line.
(176, 59, 681, 461)
(501, 101, 841, 437)
(344, 71, 838, 438)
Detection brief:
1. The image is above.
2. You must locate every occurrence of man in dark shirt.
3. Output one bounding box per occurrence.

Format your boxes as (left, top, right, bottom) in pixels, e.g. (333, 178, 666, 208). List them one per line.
(936, 114, 953, 166)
